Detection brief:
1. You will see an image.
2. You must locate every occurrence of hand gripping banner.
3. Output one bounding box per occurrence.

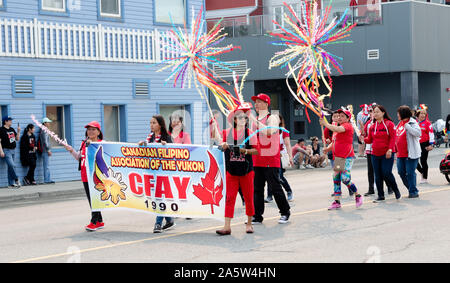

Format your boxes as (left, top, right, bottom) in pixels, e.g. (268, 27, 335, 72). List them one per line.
(86, 142, 227, 220)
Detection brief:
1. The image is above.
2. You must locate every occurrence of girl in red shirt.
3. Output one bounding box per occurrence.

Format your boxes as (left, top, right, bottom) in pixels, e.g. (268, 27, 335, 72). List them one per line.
(364, 105, 401, 202)
(320, 109, 363, 210)
(65, 121, 104, 231)
(415, 108, 434, 183)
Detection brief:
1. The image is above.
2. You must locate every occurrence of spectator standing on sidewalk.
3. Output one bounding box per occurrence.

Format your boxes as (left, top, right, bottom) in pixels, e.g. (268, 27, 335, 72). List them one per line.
(20, 124, 37, 186)
(0, 116, 21, 188)
(40, 117, 55, 184)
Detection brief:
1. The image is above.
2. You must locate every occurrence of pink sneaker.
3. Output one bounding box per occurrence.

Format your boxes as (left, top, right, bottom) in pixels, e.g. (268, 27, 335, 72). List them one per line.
(355, 195, 363, 208)
(328, 201, 341, 210)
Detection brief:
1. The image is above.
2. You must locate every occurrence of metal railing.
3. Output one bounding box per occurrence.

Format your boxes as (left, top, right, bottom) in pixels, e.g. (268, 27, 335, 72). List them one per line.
(206, 4, 382, 38)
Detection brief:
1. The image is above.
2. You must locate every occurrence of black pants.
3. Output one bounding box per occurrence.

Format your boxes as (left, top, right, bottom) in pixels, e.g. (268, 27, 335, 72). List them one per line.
(367, 154, 392, 194)
(83, 182, 103, 224)
(417, 142, 429, 179)
(26, 158, 36, 182)
(254, 167, 290, 221)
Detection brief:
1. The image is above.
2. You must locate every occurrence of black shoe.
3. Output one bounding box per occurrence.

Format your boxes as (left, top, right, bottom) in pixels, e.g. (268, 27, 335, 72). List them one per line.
(364, 191, 375, 197)
(153, 223, 162, 233)
(246, 217, 263, 225)
(45, 181, 55, 184)
(373, 197, 385, 203)
(162, 221, 176, 231)
(387, 189, 394, 195)
(278, 215, 290, 224)
(395, 192, 401, 200)
(23, 177, 30, 186)
(408, 194, 419, 198)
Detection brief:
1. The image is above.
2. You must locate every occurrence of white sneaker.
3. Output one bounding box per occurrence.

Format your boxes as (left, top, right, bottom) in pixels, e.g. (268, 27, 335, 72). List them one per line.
(306, 164, 314, 169)
(420, 179, 428, 184)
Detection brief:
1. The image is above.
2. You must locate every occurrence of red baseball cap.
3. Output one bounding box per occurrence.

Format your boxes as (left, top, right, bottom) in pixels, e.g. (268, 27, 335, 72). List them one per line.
(85, 121, 101, 131)
(251, 93, 271, 106)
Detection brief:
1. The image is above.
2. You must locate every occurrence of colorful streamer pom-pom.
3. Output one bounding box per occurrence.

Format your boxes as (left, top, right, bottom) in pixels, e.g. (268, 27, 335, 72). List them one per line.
(155, 5, 243, 117)
(269, 0, 356, 120)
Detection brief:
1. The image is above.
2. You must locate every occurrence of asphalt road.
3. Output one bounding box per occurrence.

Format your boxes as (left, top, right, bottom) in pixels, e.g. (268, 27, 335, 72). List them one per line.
(1, 148, 449, 263)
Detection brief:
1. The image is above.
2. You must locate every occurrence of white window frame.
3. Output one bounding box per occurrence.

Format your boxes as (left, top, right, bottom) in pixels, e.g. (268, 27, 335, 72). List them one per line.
(273, 4, 301, 31)
(100, 0, 122, 18)
(103, 105, 121, 142)
(154, 0, 186, 25)
(42, 0, 66, 13)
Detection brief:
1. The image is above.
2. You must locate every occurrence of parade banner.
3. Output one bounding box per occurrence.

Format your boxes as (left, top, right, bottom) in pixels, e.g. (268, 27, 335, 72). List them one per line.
(86, 142, 226, 220)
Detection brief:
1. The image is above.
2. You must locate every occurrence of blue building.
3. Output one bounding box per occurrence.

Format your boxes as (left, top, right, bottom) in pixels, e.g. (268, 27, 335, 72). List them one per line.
(0, 0, 209, 187)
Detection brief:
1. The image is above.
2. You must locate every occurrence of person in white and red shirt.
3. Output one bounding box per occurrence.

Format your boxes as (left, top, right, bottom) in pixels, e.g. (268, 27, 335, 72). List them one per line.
(415, 108, 434, 183)
(396, 106, 422, 198)
(65, 121, 104, 231)
(249, 93, 290, 224)
(364, 105, 401, 202)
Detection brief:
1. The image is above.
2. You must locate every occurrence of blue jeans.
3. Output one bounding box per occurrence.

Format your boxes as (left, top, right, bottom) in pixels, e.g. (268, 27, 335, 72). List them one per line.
(42, 151, 52, 183)
(371, 154, 400, 198)
(397, 157, 419, 196)
(156, 216, 173, 226)
(2, 149, 18, 186)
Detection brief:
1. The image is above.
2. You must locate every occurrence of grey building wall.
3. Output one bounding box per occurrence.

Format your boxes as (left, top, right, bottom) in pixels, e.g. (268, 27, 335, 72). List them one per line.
(209, 1, 450, 140)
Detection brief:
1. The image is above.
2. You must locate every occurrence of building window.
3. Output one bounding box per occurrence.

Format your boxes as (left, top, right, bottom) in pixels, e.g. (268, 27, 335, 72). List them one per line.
(154, 0, 186, 25)
(133, 79, 150, 98)
(272, 4, 300, 31)
(12, 76, 34, 98)
(0, 105, 8, 119)
(0, 0, 6, 11)
(42, 0, 65, 12)
(99, 0, 122, 19)
(102, 104, 127, 142)
(45, 105, 72, 148)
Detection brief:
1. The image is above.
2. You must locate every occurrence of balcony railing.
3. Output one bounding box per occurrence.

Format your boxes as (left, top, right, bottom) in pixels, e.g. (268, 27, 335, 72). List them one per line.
(206, 4, 382, 38)
(0, 17, 181, 63)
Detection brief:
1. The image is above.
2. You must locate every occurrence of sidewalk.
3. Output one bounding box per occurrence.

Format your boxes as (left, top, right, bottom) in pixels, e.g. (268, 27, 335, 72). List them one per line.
(0, 180, 84, 204)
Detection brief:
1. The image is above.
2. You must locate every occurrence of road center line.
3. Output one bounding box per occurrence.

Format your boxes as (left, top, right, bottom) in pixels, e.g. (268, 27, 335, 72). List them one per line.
(12, 186, 450, 263)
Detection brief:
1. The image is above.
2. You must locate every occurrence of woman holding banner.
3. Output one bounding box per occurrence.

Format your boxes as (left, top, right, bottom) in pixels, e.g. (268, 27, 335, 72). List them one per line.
(65, 121, 105, 231)
(169, 113, 191, 145)
(139, 115, 175, 233)
(216, 104, 259, 236)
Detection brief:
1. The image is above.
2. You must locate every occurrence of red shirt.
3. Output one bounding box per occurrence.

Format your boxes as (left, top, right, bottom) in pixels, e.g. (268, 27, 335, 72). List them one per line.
(395, 121, 408, 158)
(252, 114, 281, 168)
(364, 120, 396, 157)
(333, 122, 355, 158)
(418, 119, 433, 144)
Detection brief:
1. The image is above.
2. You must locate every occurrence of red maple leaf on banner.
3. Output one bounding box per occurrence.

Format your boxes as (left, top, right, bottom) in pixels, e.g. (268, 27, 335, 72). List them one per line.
(193, 151, 224, 214)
